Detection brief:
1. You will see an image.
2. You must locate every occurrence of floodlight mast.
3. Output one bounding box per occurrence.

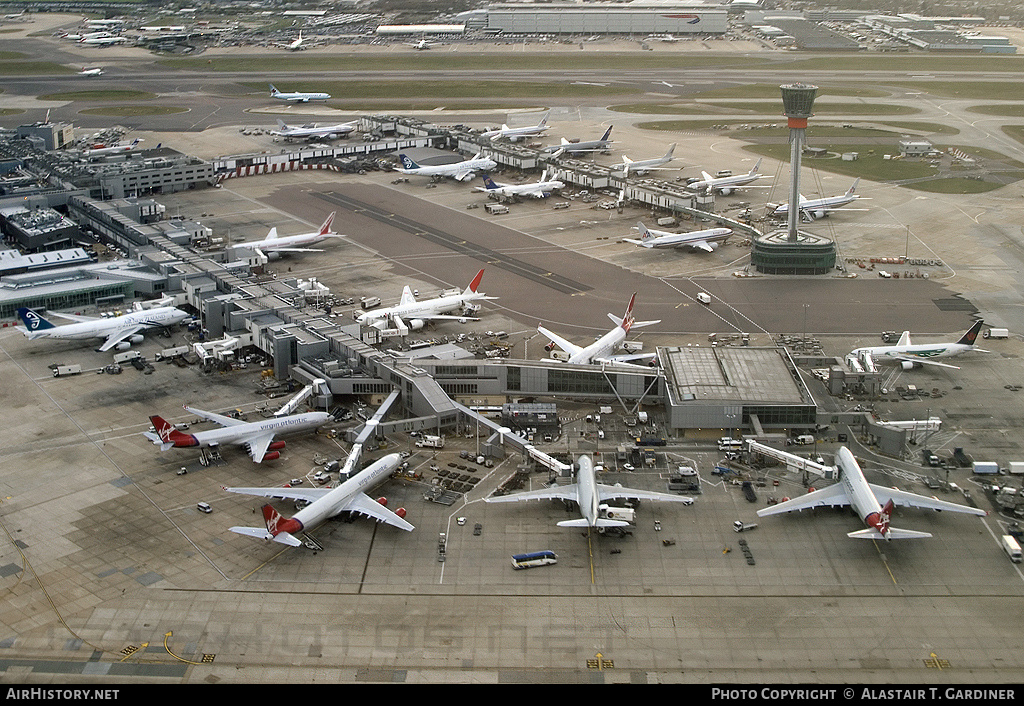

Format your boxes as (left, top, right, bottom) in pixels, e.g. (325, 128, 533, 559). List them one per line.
(780, 83, 818, 241)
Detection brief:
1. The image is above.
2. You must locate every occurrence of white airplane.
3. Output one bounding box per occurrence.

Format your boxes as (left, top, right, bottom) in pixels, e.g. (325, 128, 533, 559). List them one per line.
(269, 84, 331, 103)
(280, 31, 305, 51)
(848, 320, 986, 371)
(475, 169, 564, 200)
(145, 405, 332, 464)
(396, 152, 497, 182)
(687, 159, 767, 195)
(538, 292, 660, 367)
(80, 35, 128, 45)
(16, 304, 190, 352)
(543, 126, 615, 157)
(83, 138, 152, 158)
(485, 454, 693, 530)
(230, 212, 343, 258)
(769, 179, 865, 220)
(78, 67, 104, 77)
(225, 452, 413, 547)
(623, 221, 732, 253)
(271, 119, 357, 141)
(356, 269, 497, 331)
(614, 143, 678, 177)
(481, 111, 551, 142)
(757, 446, 986, 540)
(406, 39, 440, 50)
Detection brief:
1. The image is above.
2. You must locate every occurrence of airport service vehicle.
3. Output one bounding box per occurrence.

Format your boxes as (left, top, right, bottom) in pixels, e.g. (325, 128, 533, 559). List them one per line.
(485, 454, 693, 530)
(395, 152, 496, 182)
(268, 84, 331, 103)
(78, 67, 104, 76)
(355, 269, 497, 332)
(229, 212, 342, 258)
(613, 143, 678, 177)
(17, 304, 189, 352)
(481, 111, 551, 142)
(1001, 535, 1022, 563)
(848, 320, 986, 371)
(685, 159, 766, 195)
(415, 435, 444, 449)
(623, 221, 732, 253)
(984, 328, 1009, 339)
(226, 453, 412, 547)
(756, 446, 987, 540)
(511, 550, 558, 569)
(145, 405, 331, 463)
(538, 292, 660, 368)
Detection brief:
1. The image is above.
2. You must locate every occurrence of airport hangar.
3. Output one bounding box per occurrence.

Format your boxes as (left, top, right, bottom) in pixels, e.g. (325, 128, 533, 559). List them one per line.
(0, 112, 921, 453)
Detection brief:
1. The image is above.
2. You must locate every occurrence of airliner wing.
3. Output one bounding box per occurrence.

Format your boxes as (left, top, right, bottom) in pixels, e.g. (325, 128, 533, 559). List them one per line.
(47, 311, 100, 323)
(485, 484, 580, 504)
(185, 406, 248, 427)
(343, 493, 415, 531)
(689, 240, 715, 253)
(260, 247, 324, 253)
(224, 486, 331, 504)
(605, 352, 657, 365)
(97, 325, 146, 352)
(756, 483, 851, 517)
(868, 484, 987, 516)
(595, 483, 693, 504)
(890, 355, 960, 370)
(241, 433, 276, 463)
(538, 326, 582, 357)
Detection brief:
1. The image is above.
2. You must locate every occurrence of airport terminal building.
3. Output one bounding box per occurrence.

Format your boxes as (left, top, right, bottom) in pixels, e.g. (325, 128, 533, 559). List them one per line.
(464, 2, 728, 36)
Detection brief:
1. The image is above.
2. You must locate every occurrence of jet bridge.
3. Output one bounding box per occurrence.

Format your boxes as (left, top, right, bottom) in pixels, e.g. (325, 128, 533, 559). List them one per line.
(745, 439, 836, 480)
(273, 378, 326, 417)
(451, 401, 571, 474)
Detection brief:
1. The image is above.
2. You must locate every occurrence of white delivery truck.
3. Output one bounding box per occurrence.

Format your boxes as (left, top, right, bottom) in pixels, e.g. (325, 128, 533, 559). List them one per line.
(1001, 534, 1022, 563)
(696, 292, 712, 305)
(53, 364, 82, 377)
(415, 435, 444, 449)
(983, 328, 1009, 339)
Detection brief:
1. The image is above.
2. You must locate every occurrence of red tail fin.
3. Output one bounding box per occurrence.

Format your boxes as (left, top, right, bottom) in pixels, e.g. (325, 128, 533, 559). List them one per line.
(466, 269, 485, 294)
(621, 293, 637, 332)
(319, 211, 336, 235)
(149, 416, 196, 446)
(262, 505, 303, 536)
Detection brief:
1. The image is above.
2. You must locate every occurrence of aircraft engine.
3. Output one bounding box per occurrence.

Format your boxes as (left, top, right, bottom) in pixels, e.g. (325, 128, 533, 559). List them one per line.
(266, 252, 282, 261)
(396, 507, 408, 519)
(720, 187, 734, 196)
(409, 319, 425, 331)
(901, 360, 917, 370)
(129, 334, 145, 344)
(262, 451, 281, 461)
(268, 440, 286, 451)
(544, 342, 555, 352)
(811, 209, 827, 220)
(326, 133, 337, 140)
(376, 496, 389, 506)
(115, 341, 132, 351)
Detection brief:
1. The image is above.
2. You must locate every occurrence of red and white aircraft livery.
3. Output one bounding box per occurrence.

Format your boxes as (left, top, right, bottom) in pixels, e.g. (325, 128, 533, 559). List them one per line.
(145, 405, 331, 463)
(539, 292, 660, 367)
(230, 211, 343, 258)
(225, 452, 412, 547)
(757, 446, 987, 540)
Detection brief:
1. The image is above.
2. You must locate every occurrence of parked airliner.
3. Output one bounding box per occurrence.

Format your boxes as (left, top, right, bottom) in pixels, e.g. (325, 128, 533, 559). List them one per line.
(356, 269, 497, 331)
(623, 221, 732, 252)
(396, 152, 496, 182)
(538, 292, 659, 367)
(225, 452, 412, 547)
(16, 304, 190, 352)
(848, 320, 986, 370)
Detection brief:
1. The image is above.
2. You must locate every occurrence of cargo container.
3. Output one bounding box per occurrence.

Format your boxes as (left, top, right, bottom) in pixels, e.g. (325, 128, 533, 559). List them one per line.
(1008, 462, 1024, 475)
(973, 461, 1000, 475)
(1001, 535, 1022, 563)
(53, 364, 82, 377)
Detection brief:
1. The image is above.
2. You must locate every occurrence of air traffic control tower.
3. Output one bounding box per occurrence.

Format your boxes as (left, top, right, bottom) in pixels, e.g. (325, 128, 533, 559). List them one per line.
(750, 83, 837, 275)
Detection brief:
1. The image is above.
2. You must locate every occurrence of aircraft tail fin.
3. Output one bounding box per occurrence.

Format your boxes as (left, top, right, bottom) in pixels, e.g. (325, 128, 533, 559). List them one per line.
(665, 142, 676, 158)
(276, 119, 288, 129)
(463, 269, 486, 295)
(269, 84, 279, 95)
(148, 415, 195, 447)
(636, 222, 655, 242)
(398, 153, 419, 170)
(481, 174, 499, 190)
(319, 211, 336, 235)
(750, 158, 762, 175)
(847, 178, 860, 196)
(600, 125, 613, 142)
(261, 505, 304, 545)
(612, 292, 637, 333)
(264, 227, 278, 241)
(16, 307, 57, 334)
(957, 320, 984, 347)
